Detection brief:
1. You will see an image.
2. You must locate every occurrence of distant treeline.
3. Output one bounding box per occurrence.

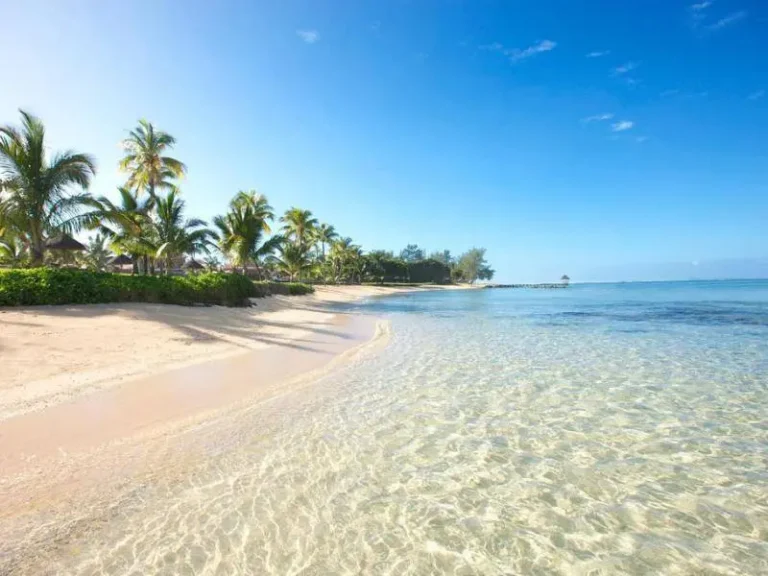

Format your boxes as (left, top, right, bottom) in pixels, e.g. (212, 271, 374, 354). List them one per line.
(0, 110, 494, 285)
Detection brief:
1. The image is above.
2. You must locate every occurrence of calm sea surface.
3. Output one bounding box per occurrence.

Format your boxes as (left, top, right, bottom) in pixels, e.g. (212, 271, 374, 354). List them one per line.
(35, 281, 768, 574)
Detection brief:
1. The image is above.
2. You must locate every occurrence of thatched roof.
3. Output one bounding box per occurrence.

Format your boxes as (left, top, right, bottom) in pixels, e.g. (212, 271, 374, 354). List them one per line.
(183, 259, 205, 270)
(561, 275, 570, 280)
(45, 233, 86, 251)
(110, 254, 133, 266)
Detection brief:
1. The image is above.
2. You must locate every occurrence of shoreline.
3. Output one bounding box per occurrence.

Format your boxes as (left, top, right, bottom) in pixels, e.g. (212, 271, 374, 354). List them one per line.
(0, 283, 474, 422)
(0, 285, 474, 526)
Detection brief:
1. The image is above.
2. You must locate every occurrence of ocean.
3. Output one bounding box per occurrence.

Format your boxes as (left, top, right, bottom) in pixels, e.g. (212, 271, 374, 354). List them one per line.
(33, 280, 768, 574)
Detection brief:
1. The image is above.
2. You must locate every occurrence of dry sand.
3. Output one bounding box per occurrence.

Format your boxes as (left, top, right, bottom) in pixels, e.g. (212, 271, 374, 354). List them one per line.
(0, 284, 471, 421)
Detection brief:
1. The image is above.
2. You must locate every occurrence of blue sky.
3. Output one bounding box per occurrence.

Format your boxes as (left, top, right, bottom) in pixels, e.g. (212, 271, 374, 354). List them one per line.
(2, 0, 767, 282)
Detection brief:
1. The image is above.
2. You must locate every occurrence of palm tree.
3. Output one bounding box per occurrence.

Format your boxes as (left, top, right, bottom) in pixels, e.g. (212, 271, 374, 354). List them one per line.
(213, 192, 280, 277)
(0, 232, 26, 266)
(328, 237, 363, 283)
(231, 190, 274, 231)
(280, 207, 318, 251)
(314, 223, 338, 260)
(272, 242, 311, 281)
(119, 119, 186, 199)
(88, 187, 154, 274)
(0, 110, 96, 266)
(154, 191, 216, 274)
(82, 233, 112, 271)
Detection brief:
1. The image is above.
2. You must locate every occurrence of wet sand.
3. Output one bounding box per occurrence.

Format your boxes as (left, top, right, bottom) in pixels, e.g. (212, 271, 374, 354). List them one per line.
(0, 284, 473, 572)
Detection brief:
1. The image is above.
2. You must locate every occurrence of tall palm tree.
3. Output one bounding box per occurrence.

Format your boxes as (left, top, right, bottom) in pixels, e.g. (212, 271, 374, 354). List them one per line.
(213, 193, 281, 277)
(119, 119, 186, 199)
(231, 190, 274, 232)
(88, 187, 154, 274)
(154, 191, 216, 273)
(0, 110, 96, 266)
(272, 242, 311, 281)
(280, 207, 318, 251)
(314, 222, 338, 260)
(213, 206, 283, 276)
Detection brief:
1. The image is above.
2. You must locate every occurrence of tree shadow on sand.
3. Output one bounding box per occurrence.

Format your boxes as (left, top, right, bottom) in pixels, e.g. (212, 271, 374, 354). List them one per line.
(5, 298, 356, 353)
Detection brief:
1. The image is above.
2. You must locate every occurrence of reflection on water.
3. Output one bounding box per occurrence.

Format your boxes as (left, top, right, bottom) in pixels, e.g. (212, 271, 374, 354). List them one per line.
(14, 281, 768, 574)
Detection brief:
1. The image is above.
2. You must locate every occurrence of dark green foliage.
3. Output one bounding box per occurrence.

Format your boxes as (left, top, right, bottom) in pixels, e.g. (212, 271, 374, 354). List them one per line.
(253, 281, 314, 296)
(364, 253, 410, 283)
(407, 258, 452, 284)
(0, 269, 256, 307)
(399, 244, 425, 262)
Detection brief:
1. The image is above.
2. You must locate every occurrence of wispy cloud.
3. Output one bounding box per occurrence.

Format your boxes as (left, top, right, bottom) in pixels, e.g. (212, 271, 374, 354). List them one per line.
(508, 40, 557, 62)
(748, 89, 765, 101)
(613, 62, 638, 75)
(708, 11, 746, 30)
(636, 136, 649, 143)
(480, 40, 557, 63)
(296, 29, 319, 44)
(586, 50, 610, 58)
(612, 121, 634, 132)
(581, 113, 614, 124)
(661, 89, 681, 97)
(691, 1, 713, 11)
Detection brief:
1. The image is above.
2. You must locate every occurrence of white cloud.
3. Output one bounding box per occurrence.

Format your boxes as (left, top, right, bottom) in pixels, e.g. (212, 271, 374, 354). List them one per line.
(747, 89, 765, 100)
(614, 62, 638, 75)
(708, 11, 746, 30)
(581, 113, 614, 123)
(296, 29, 319, 44)
(508, 40, 557, 62)
(612, 121, 634, 132)
(661, 89, 681, 97)
(636, 136, 649, 143)
(586, 50, 610, 58)
(691, 1, 713, 11)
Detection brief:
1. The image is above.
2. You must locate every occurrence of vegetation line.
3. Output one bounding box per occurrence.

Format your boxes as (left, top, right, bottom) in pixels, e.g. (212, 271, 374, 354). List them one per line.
(1, 110, 494, 295)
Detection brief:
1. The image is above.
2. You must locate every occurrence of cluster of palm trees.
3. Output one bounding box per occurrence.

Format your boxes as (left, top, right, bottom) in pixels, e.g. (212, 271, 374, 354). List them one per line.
(0, 110, 367, 281)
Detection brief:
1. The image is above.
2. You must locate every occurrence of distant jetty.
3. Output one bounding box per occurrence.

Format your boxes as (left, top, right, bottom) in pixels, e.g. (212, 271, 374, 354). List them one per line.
(484, 283, 568, 289)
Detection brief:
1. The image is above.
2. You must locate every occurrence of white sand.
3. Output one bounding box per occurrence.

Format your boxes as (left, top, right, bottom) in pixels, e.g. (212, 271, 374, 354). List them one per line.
(0, 284, 473, 421)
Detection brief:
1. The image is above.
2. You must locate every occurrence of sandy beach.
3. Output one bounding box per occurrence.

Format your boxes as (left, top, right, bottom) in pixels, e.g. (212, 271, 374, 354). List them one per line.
(0, 284, 471, 422)
(0, 283, 477, 571)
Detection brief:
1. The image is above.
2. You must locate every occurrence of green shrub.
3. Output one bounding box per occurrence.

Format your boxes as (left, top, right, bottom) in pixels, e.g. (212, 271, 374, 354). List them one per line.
(253, 281, 315, 296)
(0, 269, 256, 307)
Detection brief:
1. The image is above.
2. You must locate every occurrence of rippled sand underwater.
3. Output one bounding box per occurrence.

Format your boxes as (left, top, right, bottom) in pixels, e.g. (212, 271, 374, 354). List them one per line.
(15, 282, 768, 574)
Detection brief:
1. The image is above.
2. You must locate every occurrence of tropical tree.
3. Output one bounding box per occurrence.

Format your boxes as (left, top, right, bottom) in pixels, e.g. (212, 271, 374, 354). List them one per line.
(314, 222, 338, 259)
(213, 192, 280, 277)
(82, 233, 112, 271)
(429, 250, 454, 266)
(153, 191, 216, 273)
(230, 190, 273, 230)
(120, 119, 186, 199)
(88, 187, 154, 274)
(272, 242, 311, 281)
(0, 110, 96, 266)
(400, 244, 425, 262)
(0, 231, 26, 266)
(328, 237, 363, 283)
(280, 207, 318, 250)
(456, 247, 494, 283)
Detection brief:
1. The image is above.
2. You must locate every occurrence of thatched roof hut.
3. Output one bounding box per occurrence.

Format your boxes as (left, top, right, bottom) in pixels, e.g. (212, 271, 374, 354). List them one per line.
(183, 259, 205, 271)
(45, 233, 86, 251)
(110, 254, 133, 265)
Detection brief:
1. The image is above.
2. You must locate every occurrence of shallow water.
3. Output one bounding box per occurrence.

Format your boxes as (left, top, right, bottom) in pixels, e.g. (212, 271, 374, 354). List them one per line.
(18, 281, 768, 574)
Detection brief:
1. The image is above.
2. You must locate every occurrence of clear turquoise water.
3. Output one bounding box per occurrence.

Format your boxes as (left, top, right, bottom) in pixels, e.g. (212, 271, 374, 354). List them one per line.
(34, 281, 768, 574)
